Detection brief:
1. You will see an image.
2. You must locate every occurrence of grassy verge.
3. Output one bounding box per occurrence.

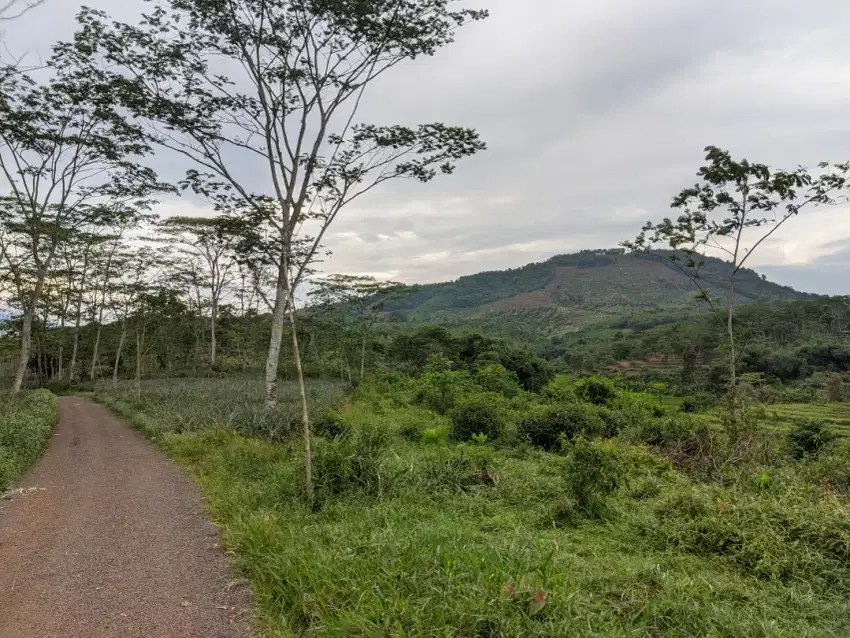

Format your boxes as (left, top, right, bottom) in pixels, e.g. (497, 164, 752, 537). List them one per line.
(0, 389, 60, 491)
(91, 378, 850, 637)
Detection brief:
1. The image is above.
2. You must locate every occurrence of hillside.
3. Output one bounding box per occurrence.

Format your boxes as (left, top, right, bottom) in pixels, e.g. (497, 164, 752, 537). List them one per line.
(388, 249, 815, 338)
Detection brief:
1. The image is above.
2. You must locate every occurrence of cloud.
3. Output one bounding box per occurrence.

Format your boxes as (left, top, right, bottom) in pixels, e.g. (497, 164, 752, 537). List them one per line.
(4, 0, 850, 292)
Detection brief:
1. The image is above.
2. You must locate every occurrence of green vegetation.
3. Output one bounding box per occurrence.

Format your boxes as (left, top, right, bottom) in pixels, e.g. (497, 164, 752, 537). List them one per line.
(0, 390, 59, 490)
(92, 372, 850, 636)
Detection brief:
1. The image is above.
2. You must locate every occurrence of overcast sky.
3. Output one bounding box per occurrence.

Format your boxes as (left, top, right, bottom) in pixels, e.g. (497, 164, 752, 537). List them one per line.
(5, 0, 850, 294)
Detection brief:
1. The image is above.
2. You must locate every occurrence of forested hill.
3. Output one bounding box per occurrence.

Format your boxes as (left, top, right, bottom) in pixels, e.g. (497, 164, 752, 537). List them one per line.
(390, 249, 813, 316)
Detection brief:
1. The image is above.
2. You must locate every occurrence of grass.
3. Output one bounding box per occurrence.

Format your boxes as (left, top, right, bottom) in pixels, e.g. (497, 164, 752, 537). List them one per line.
(0, 389, 59, 491)
(91, 378, 850, 637)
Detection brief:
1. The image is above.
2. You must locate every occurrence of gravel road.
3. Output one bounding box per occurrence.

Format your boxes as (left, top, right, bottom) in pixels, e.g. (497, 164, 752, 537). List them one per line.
(0, 396, 252, 638)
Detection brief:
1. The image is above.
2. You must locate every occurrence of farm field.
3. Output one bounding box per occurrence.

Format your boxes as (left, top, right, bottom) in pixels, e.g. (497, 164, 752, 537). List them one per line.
(88, 376, 850, 637)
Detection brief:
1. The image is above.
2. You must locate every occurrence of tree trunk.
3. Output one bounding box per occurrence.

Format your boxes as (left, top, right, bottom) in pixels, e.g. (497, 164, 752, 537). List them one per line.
(12, 271, 47, 394)
(726, 276, 739, 442)
(135, 329, 142, 400)
(287, 289, 312, 506)
(210, 300, 217, 368)
(68, 245, 90, 381)
(359, 332, 368, 380)
(57, 346, 64, 382)
(89, 325, 102, 381)
(263, 264, 288, 408)
(113, 324, 126, 389)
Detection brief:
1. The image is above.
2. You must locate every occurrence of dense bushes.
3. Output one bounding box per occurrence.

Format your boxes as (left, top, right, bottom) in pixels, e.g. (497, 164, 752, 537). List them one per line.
(788, 420, 835, 459)
(562, 436, 623, 518)
(518, 403, 604, 450)
(448, 393, 508, 442)
(0, 390, 59, 491)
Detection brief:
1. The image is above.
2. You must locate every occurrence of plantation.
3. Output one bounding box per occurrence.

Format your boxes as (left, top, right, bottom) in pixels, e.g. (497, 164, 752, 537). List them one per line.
(91, 373, 850, 636)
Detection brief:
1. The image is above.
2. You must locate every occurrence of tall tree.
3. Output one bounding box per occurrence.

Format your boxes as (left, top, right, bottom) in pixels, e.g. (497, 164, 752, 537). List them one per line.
(64, 0, 487, 503)
(625, 146, 850, 439)
(158, 216, 238, 368)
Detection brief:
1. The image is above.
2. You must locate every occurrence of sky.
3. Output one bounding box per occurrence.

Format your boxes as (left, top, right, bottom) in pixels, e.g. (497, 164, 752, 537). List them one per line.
(4, 0, 850, 294)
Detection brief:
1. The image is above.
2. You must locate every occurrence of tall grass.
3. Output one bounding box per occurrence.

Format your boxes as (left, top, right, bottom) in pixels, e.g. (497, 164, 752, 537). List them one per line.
(93, 378, 850, 636)
(0, 389, 59, 490)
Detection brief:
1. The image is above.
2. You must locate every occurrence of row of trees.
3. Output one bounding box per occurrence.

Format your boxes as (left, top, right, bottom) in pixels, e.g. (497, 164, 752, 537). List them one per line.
(1, 0, 488, 501)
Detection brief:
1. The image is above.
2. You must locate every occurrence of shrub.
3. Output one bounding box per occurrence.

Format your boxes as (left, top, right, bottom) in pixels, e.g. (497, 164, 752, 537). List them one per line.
(788, 421, 835, 460)
(422, 426, 450, 445)
(563, 436, 624, 518)
(808, 439, 850, 496)
(543, 375, 574, 402)
(448, 392, 507, 442)
(312, 425, 390, 505)
(575, 376, 618, 406)
(518, 403, 604, 451)
(406, 444, 497, 493)
(413, 370, 475, 414)
(474, 363, 521, 398)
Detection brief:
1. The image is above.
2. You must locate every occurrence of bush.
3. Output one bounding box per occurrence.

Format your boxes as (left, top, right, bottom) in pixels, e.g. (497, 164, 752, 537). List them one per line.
(312, 425, 390, 505)
(518, 403, 604, 451)
(543, 375, 575, 402)
(448, 392, 507, 442)
(575, 376, 618, 406)
(474, 363, 521, 398)
(562, 436, 624, 518)
(788, 421, 835, 460)
(413, 370, 475, 414)
(808, 439, 850, 496)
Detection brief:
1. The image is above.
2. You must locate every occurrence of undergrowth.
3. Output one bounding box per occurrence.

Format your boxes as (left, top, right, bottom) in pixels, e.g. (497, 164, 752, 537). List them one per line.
(0, 389, 59, 491)
(91, 375, 850, 636)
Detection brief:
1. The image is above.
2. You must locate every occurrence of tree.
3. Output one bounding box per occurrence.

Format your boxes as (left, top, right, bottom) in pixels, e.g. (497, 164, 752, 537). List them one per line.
(158, 216, 238, 368)
(624, 146, 850, 438)
(0, 0, 44, 21)
(0, 58, 164, 393)
(312, 274, 409, 380)
(62, 0, 487, 503)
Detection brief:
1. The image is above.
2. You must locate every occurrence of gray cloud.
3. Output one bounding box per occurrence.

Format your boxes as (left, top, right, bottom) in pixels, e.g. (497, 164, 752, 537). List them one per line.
(5, 0, 850, 291)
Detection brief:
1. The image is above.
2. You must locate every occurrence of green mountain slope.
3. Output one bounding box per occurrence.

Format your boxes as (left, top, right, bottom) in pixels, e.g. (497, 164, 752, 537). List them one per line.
(388, 249, 816, 339)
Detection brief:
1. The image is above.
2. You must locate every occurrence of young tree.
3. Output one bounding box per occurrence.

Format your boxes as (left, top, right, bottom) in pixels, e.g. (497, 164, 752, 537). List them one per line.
(624, 146, 850, 438)
(157, 216, 238, 368)
(0, 54, 164, 393)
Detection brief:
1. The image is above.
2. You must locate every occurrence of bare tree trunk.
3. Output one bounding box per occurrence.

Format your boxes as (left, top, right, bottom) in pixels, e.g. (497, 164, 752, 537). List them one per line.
(287, 289, 312, 506)
(89, 325, 102, 381)
(113, 323, 126, 389)
(12, 272, 46, 394)
(263, 265, 288, 408)
(359, 331, 368, 380)
(68, 252, 90, 381)
(210, 300, 217, 368)
(135, 329, 142, 400)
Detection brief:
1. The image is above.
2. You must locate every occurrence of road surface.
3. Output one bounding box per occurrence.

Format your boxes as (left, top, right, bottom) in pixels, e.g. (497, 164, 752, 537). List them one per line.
(0, 396, 252, 638)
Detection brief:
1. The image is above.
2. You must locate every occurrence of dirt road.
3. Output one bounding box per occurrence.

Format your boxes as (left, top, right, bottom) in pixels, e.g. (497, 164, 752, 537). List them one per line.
(0, 396, 251, 638)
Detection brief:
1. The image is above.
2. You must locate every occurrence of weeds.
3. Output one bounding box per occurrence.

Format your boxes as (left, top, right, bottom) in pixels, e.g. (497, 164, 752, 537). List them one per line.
(0, 390, 59, 491)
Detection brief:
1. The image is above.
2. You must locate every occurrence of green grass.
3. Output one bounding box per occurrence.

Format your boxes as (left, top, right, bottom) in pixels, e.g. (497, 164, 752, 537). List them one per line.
(91, 379, 850, 637)
(0, 389, 59, 491)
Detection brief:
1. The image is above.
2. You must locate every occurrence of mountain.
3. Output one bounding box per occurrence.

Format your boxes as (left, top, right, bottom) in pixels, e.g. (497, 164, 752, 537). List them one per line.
(386, 249, 817, 340)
